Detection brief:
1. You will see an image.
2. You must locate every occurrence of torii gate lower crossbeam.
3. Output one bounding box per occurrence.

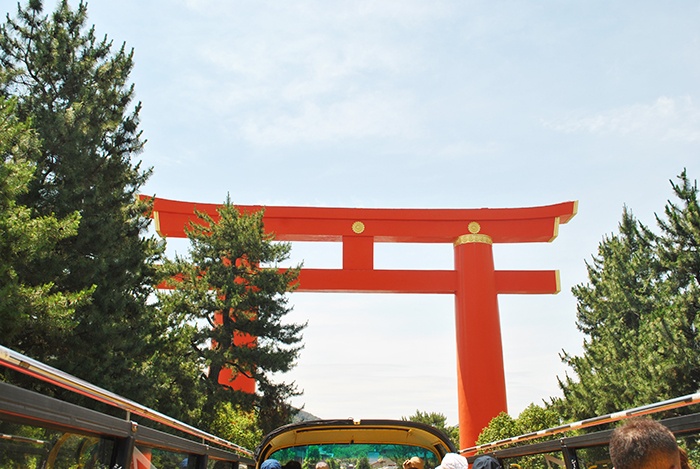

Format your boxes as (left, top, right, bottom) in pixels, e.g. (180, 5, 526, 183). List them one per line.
(144, 196, 577, 448)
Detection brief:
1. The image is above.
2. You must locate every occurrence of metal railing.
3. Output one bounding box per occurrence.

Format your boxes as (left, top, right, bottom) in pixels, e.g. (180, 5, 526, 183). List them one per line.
(457, 392, 700, 469)
(5, 343, 700, 469)
(462, 410, 700, 468)
(0, 344, 252, 457)
(460, 391, 700, 455)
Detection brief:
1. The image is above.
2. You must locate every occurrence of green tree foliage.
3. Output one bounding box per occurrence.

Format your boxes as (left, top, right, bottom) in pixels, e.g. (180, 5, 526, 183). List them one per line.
(159, 199, 306, 433)
(476, 412, 519, 446)
(654, 172, 700, 390)
(357, 457, 371, 469)
(476, 404, 560, 469)
(553, 171, 700, 421)
(402, 410, 459, 449)
(0, 96, 91, 363)
(209, 401, 263, 450)
(302, 447, 321, 469)
(0, 0, 166, 404)
(516, 404, 561, 435)
(476, 404, 559, 446)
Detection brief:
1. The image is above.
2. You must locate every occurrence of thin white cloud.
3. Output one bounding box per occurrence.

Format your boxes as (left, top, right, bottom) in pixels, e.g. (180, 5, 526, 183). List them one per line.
(180, 0, 449, 25)
(199, 33, 412, 102)
(544, 96, 700, 142)
(237, 92, 418, 145)
(165, 0, 449, 146)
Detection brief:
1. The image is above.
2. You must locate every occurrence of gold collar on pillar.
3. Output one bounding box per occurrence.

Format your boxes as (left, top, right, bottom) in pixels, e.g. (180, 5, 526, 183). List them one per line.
(454, 221, 492, 245)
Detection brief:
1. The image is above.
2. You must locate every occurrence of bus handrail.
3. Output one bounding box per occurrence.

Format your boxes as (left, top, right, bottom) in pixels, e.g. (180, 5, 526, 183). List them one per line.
(460, 391, 700, 455)
(0, 344, 254, 457)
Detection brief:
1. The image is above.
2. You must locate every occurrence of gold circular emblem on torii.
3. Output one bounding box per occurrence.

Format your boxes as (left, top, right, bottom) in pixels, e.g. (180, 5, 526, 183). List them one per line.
(352, 221, 365, 234)
(453, 221, 492, 246)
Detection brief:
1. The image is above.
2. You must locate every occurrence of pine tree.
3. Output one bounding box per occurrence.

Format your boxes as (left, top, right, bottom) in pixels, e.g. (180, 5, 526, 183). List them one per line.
(653, 170, 700, 395)
(553, 207, 661, 419)
(160, 198, 306, 432)
(0, 1, 166, 404)
(0, 96, 91, 363)
(553, 171, 700, 421)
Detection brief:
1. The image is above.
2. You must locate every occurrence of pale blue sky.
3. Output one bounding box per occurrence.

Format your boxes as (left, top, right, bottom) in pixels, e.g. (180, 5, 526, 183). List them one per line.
(30, 0, 700, 426)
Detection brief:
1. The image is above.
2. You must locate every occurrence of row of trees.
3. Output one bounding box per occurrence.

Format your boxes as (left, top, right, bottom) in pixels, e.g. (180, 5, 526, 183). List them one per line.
(477, 170, 700, 448)
(0, 0, 304, 442)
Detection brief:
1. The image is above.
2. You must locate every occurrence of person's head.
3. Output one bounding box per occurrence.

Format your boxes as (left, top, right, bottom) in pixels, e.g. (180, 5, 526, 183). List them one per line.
(284, 461, 302, 469)
(436, 453, 469, 469)
(404, 457, 425, 469)
(609, 418, 681, 469)
(472, 455, 501, 469)
(262, 460, 282, 469)
(315, 461, 330, 469)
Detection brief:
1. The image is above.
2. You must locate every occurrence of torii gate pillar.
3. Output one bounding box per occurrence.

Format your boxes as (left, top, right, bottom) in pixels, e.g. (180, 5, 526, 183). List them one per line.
(454, 228, 505, 447)
(144, 196, 577, 448)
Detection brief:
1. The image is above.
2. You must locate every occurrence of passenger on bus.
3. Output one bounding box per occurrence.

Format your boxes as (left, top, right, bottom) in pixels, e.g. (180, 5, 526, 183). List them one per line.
(262, 459, 283, 469)
(472, 455, 501, 469)
(608, 418, 681, 469)
(403, 456, 424, 469)
(435, 453, 469, 469)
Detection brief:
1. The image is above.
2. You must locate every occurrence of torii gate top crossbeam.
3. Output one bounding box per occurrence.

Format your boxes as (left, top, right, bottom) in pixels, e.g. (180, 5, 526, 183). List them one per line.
(146, 197, 578, 244)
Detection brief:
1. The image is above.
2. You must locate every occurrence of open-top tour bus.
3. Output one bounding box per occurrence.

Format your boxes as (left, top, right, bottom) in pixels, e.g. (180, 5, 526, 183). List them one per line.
(255, 419, 457, 469)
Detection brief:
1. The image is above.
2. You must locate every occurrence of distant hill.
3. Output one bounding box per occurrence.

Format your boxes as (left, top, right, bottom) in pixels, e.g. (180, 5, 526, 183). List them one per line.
(293, 409, 321, 423)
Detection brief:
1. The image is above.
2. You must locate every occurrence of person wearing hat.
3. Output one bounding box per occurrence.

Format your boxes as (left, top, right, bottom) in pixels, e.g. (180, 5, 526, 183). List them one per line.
(472, 456, 501, 469)
(435, 453, 469, 469)
(262, 459, 283, 469)
(403, 457, 425, 469)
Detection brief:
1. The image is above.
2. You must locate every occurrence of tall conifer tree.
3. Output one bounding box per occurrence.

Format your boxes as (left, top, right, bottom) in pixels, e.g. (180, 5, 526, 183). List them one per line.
(653, 171, 700, 394)
(0, 1, 165, 403)
(0, 96, 91, 365)
(553, 171, 700, 421)
(160, 199, 306, 433)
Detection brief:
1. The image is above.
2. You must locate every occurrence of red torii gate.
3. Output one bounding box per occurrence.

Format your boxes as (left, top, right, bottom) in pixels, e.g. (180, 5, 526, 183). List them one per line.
(146, 196, 577, 447)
